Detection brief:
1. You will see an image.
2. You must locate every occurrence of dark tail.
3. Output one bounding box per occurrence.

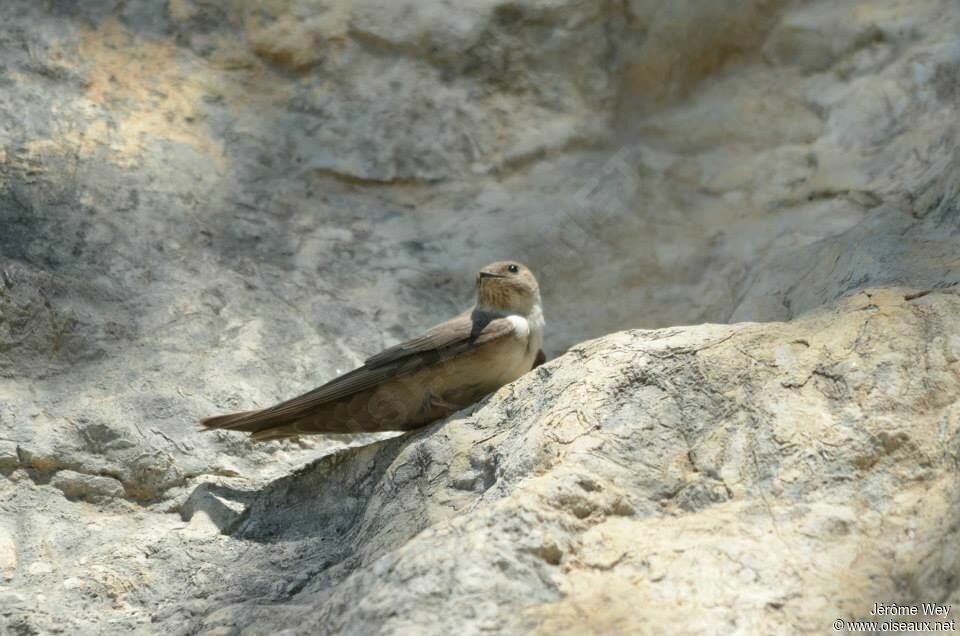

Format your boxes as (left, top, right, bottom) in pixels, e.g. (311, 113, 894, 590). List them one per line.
(200, 409, 306, 441)
(200, 409, 269, 432)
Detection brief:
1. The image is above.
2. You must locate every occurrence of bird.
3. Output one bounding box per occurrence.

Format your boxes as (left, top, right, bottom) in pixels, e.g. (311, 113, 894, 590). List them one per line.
(201, 261, 546, 441)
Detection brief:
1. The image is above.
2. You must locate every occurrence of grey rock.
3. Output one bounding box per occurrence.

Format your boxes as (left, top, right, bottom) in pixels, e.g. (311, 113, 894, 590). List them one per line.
(0, 524, 16, 581)
(0, 0, 959, 634)
(49, 469, 126, 502)
(6, 289, 960, 634)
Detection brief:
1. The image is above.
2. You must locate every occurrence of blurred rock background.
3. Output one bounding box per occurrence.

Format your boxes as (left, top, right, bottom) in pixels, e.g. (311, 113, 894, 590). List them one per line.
(1, 0, 959, 634)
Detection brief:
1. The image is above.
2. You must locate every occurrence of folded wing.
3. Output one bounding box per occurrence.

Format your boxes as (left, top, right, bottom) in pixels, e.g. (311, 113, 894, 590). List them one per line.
(200, 310, 515, 435)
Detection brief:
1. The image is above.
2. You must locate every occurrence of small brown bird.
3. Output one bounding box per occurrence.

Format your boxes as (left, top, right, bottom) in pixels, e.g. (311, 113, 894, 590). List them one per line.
(201, 261, 545, 441)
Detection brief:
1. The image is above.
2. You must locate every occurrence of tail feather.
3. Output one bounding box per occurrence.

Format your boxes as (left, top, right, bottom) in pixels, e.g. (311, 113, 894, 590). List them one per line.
(200, 409, 271, 433)
(200, 408, 312, 442)
(250, 425, 302, 442)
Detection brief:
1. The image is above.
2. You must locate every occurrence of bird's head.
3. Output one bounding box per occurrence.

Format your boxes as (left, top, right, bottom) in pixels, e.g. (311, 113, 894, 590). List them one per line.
(475, 261, 540, 314)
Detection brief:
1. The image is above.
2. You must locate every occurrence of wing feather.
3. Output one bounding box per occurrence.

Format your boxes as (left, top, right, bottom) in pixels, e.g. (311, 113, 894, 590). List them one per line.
(203, 310, 516, 432)
(363, 309, 474, 367)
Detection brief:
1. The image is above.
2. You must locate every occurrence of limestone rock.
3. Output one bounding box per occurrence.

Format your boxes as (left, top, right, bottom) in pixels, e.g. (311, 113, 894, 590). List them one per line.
(6, 288, 958, 634)
(1, 0, 959, 634)
(49, 470, 126, 503)
(0, 526, 16, 582)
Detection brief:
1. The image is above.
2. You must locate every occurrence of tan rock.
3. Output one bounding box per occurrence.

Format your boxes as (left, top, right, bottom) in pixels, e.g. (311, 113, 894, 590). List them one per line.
(0, 527, 16, 581)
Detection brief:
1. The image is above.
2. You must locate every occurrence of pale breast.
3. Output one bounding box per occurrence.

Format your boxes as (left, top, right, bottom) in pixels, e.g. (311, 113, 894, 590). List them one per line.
(496, 314, 540, 384)
(506, 314, 530, 340)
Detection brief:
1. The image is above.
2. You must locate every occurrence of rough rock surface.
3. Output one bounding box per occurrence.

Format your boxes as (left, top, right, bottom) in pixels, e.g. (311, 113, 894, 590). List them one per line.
(1, 0, 959, 634)
(5, 289, 960, 634)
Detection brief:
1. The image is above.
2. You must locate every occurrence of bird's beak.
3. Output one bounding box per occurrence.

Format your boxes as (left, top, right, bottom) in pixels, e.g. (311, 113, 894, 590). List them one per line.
(478, 271, 506, 279)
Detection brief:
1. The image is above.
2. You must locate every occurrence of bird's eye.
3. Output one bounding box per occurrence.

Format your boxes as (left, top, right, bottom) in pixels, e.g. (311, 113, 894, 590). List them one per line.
(507, 264, 519, 273)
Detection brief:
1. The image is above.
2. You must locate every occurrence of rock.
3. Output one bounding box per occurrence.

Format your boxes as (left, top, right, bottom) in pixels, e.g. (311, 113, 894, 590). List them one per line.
(0, 526, 16, 581)
(179, 482, 251, 534)
(146, 289, 960, 634)
(6, 288, 960, 634)
(62, 577, 85, 590)
(0, 442, 18, 474)
(26, 562, 53, 576)
(0, 591, 26, 606)
(49, 470, 126, 502)
(0, 0, 959, 634)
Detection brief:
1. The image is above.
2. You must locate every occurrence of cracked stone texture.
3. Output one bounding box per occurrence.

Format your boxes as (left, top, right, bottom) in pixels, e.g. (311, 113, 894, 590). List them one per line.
(1, 0, 959, 634)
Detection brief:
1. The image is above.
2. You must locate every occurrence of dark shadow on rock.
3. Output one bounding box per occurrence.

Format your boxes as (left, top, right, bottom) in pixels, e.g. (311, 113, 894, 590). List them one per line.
(188, 430, 421, 544)
(179, 482, 258, 533)
(167, 425, 451, 615)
